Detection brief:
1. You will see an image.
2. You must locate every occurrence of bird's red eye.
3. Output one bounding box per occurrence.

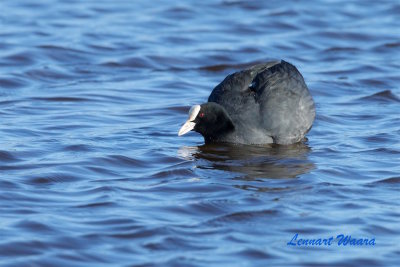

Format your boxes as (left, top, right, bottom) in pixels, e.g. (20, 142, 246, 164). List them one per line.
(199, 112, 204, 118)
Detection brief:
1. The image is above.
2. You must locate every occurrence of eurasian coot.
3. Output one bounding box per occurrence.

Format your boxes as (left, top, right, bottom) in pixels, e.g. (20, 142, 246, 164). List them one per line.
(178, 60, 315, 145)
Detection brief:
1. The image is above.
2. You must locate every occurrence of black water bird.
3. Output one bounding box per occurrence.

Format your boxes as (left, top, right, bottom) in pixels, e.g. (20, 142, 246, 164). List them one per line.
(178, 60, 315, 145)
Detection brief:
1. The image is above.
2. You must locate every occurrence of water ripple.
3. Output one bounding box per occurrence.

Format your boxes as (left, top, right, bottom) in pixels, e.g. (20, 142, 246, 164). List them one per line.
(0, 0, 399, 266)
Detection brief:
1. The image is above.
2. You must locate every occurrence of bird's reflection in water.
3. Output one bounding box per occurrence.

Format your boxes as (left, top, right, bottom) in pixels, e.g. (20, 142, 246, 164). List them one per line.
(178, 141, 315, 180)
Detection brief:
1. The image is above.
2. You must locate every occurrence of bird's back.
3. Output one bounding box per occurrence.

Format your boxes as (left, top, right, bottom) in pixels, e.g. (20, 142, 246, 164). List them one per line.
(208, 60, 315, 145)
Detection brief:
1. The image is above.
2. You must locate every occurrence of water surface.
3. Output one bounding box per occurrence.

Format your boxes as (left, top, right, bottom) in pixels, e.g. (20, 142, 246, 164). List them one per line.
(1, 0, 400, 266)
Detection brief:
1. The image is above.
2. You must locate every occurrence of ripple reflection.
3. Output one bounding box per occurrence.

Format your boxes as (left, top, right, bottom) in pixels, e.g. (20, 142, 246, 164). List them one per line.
(178, 142, 314, 179)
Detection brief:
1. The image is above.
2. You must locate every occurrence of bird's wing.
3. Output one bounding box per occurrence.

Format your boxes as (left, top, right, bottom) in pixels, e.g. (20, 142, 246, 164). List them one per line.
(208, 61, 280, 119)
(253, 60, 315, 144)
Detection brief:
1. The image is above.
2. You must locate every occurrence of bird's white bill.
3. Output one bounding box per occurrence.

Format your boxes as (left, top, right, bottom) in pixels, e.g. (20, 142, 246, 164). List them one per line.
(178, 120, 196, 136)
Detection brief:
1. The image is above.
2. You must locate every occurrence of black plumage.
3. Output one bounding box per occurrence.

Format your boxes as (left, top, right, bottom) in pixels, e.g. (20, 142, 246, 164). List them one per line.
(179, 60, 315, 145)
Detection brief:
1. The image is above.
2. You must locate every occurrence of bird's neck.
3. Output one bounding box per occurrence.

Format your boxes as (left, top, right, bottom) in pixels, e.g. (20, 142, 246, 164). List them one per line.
(204, 116, 235, 143)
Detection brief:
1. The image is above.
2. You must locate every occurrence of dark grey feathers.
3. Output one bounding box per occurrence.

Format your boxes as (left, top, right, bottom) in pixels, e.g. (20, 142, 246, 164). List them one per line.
(208, 60, 315, 145)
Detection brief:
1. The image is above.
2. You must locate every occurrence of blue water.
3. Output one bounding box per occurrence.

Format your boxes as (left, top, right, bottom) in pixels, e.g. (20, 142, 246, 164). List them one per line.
(1, 0, 399, 266)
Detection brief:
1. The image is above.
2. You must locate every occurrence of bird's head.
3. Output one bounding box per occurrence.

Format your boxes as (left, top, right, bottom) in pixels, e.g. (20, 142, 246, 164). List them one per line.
(178, 102, 234, 141)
